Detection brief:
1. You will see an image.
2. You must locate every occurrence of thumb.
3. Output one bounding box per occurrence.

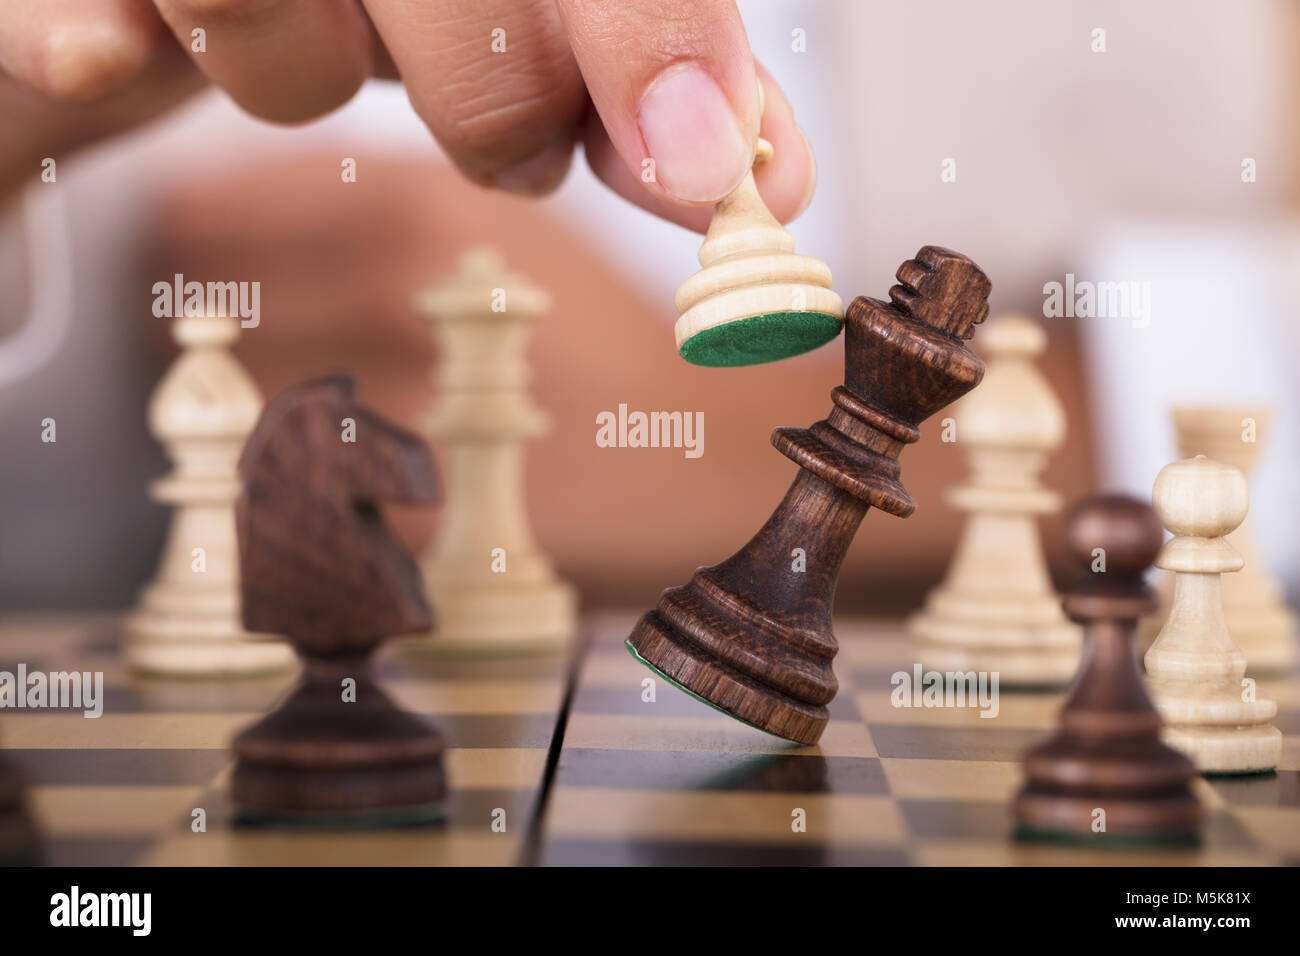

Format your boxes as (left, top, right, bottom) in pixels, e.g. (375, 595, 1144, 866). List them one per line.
(555, 0, 759, 205)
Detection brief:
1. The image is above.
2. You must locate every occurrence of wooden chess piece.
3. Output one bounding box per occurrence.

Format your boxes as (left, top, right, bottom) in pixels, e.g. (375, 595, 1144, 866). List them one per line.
(908, 315, 1081, 685)
(1014, 494, 1202, 844)
(1144, 455, 1282, 774)
(1139, 408, 1297, 673)
(674, 102, 842, 367)
(411, 249, 576, 656)
(629, 246, 991, 744)
(0, 746, 38, 864)
(125, 312, 293, 676)
(230, 376, 446, 824)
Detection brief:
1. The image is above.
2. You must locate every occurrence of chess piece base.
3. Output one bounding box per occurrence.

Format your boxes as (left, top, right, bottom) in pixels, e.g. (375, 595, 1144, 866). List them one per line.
(125, 612, 295, 677)
(411, 580, 576, 657)
(677, 309, 843, 368)
(626, 615, 828, 746)
(231, 667, 446, 821)
(909, 604, 1081, 686)
(1159, 724, 1282, 774)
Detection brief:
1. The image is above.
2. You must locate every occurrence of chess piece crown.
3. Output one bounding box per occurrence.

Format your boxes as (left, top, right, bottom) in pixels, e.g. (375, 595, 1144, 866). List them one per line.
(629, 246, 989, 744)
(673, 107, 843, 367)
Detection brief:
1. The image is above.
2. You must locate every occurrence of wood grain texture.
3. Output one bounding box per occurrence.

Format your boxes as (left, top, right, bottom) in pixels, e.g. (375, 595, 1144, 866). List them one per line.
(1015, 494, 1203, 843)
(629, 246, 991, 744)
(230, 376, 447, 823)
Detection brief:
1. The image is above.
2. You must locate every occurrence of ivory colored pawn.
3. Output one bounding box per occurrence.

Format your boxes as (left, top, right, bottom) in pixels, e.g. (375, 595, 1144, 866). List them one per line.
(1144, 456, 1281, 774)
(908, 315, 1081, 685)
(1140, 408, 1297, 673)
(124, 313, 292, 676)
(411, 249, 576, 656)
(674, 135, 843, 366)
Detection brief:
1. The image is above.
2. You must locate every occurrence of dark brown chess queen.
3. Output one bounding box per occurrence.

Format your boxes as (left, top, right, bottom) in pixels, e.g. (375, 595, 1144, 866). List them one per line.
(231, 376, 446, 825)
(628, 246, 992, 744)
(1014, 494, 1203, 843)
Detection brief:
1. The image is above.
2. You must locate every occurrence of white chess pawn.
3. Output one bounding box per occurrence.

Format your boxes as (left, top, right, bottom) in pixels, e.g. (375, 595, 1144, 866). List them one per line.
(411, 249, 576, 656)
(908, 315, 1081, 684)
(673, 114, 842, 367)
(1141, 408, 1297, 673)
(1144, 455, 1281, 774)
(124, 313, 292, 676)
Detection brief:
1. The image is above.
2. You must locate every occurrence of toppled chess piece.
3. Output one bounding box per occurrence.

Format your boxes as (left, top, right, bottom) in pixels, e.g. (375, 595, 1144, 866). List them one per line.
(231, 376, 446, 824)
(673, 103, 842, 367)
(909, 315, 1081, 685)
(411, 249, 576, 656)
(629, 246, 990, 744)
(1144, 455, 1281, 775)
(1015, 494, 1202, 844)
(125, 311, 292, 677)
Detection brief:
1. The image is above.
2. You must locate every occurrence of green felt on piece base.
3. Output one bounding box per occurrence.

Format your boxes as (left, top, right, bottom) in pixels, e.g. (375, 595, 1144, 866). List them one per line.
(624, 639, 794, 744)
(678, 311, 842, 367)
(1014, 824, 1200, 848)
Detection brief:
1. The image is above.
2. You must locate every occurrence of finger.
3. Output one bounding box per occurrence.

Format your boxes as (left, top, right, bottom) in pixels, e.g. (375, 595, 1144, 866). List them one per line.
(584, 64, 816, 232)
(555, 0, 759, 205)
(0, 0, 171, 101)
(361, 0, 587, 194)
(151, 0, 373, 123)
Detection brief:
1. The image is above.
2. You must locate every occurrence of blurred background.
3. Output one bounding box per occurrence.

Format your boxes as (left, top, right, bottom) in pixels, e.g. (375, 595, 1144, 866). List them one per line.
(1, 0, 1298, 614)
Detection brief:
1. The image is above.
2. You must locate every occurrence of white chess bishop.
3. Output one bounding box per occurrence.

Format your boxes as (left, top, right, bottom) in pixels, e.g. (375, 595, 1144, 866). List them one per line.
(410, 249, 576, 656)
(1144, 455, 1281, 774)
(124, 312, 292, 676)
(908, 315, 1081, 685)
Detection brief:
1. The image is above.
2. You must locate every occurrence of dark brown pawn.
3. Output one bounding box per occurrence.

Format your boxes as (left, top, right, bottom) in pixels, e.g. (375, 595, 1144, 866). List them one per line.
(231, 376, 445, 826)
(628, 246, 991, 744)
(1014, 494, 1203, 843)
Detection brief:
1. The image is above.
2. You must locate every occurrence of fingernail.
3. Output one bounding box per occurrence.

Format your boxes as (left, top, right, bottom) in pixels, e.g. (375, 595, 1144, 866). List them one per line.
(788, 126, 818, 222)
(638, 62, 750, 203)
(489, 142, 574, 196)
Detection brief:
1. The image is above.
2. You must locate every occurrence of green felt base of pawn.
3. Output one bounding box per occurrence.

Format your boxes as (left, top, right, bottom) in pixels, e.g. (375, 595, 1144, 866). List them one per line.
(678, 312, 842, 367)
(1014, 824, 1200, 848)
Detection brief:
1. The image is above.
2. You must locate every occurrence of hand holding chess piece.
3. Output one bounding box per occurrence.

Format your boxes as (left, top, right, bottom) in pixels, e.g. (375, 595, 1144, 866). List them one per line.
(1014, 494, 1202, 844)
(673, 92, 842, 367)
(1144, 456, 1281, 774)
(630, 246, 990, 744)
(230, 377, 446, 824)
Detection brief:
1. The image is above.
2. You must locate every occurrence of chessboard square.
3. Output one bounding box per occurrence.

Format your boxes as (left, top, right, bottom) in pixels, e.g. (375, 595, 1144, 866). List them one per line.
(98, 678, 292, 715)
(1205, 769, 1300, 808)
(870, 724, 1046, 761)
(560, 713, 874, 757)
(899, 798, 1011, 840)
(8, 748, 231, 786)
(139, 829, 517, 866)
(432, 714, 557, 749)
(29, 785, 203, 836)
(2, 713, 255, 749)
(911, 839, 1260, 867)
(1220, 807, 1300, 857)
(881, 758, 1020, 802)
(444, 748, 549, 789)
(544, 787, 906, 845)
(836, 627, 909, 665)
(385, 678, 565, 716)
(554, 748, 887, 795)
(855, 689, 1058, 729)
(539, 838, 910, 867)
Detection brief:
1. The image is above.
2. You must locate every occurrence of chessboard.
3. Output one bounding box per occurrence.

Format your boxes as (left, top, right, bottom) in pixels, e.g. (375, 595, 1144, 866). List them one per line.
(1, 613, 568, 866)
(4, 611, 1298, 866)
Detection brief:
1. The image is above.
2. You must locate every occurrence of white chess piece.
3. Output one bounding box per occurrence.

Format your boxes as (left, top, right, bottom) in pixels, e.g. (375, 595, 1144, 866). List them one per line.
(411, 249, 576, 655)
(124, 313, 292, 676)
(908, 315, 1081, 684)
(1144, 455, 1281, 774)
(1141, 408, 1297, 673)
